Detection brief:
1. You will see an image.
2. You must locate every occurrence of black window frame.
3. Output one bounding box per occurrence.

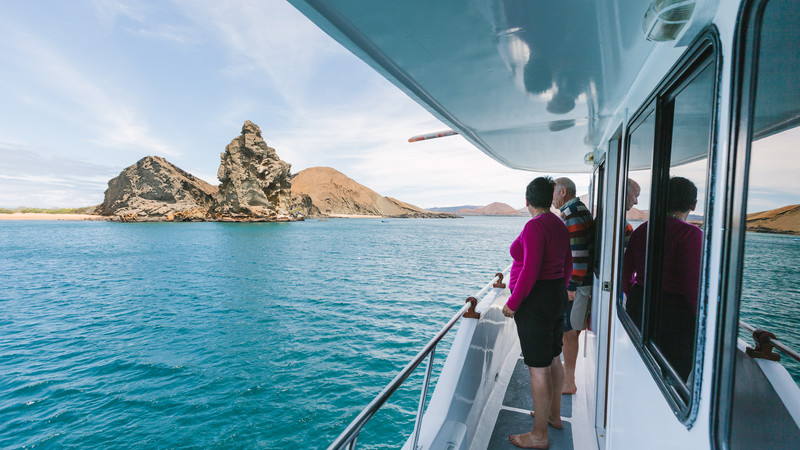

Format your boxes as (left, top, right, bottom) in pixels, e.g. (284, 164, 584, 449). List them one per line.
(616, 29, 721, 425)
(713, 0, 798, 447)
(592, 151, 607, 279)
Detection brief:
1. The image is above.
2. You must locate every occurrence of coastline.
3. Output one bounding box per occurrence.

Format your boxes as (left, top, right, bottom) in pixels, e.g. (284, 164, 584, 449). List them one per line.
(0, 213, 108, 221)
(327, 214, 385, 219)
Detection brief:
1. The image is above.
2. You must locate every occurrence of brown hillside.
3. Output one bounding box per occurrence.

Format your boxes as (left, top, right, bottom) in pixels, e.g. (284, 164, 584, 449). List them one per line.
(291, 167, 454, 218)
(746, 204, 800, 235)
(457, 202, 525, 216)
(626, 207, 649, 221)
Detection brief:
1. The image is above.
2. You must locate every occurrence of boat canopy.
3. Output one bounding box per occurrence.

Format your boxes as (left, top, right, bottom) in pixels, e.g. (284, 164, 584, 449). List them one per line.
(286, 0, 702, 172)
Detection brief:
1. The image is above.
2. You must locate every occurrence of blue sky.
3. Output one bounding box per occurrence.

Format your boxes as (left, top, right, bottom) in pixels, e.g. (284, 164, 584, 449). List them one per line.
(0, 0, 549, 210)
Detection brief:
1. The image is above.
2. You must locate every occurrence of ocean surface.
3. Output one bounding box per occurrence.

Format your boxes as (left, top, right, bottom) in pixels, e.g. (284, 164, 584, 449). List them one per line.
(739, 232, 800, 384)
(0, 217, 526, 449)
(1, 218, 797, 449)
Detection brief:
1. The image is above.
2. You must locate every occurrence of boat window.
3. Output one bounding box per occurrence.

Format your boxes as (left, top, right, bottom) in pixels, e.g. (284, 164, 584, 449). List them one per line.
(621, 110, 655, 333)
(718, 0, 800, 447)
(619, 35, 717, 419)
(591, 151, 607, 278)
(648, 63, 713, 389)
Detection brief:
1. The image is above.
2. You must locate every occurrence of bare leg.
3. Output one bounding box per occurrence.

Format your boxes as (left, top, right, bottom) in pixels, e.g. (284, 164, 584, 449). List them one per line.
(510, 365, 551, 448)
(562, 330, 579, 394)
(548, 355, 564, 428)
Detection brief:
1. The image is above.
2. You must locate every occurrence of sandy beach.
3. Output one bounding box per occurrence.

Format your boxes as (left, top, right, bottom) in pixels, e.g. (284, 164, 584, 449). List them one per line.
(0, 213, 108, 221)
(327, 214, 384, 219)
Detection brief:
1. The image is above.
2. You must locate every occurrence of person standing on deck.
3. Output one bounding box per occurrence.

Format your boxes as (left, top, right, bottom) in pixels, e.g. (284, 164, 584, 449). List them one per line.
(552, 177, 594, 395)
(503, 176, 573, 449)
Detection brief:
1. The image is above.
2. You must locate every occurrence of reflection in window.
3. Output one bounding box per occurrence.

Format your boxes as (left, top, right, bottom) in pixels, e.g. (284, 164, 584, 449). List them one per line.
(591, 147, 608, 278)
(621, 112, 655, 331)
(650, 64, 713, 383)
(619, 44, 715, 404)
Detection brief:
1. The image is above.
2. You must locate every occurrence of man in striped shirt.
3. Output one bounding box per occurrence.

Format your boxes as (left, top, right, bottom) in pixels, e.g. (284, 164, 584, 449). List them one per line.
(553, 177, 594, 394)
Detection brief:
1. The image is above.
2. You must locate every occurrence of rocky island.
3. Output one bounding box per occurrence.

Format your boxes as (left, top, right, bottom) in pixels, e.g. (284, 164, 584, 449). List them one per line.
(99, 120, 456, 222)
(100, 156, 217, 222)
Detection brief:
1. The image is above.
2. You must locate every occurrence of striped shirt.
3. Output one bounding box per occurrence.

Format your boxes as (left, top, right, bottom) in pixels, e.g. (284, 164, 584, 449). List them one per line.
(559, 197, 594, 290)
(624, 220, 634, 247)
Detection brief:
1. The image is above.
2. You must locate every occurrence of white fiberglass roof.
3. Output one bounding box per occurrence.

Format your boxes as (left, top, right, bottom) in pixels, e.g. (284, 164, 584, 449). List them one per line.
(289, 0, 662, 173)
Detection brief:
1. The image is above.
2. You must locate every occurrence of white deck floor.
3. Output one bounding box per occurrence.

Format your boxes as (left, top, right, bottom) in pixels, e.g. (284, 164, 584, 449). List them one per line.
(483, 334, 598, 449)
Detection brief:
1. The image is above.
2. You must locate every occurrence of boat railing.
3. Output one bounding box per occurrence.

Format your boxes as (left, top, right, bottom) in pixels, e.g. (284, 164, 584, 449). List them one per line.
(327, 268, 511, 450)
(740, 319, 800, 363)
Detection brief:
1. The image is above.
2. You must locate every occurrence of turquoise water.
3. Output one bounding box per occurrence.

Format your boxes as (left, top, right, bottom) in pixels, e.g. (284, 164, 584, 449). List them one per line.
(740, 232, 800, 385)
(1, 219, 797, 449)
(0, 217, 525, 449)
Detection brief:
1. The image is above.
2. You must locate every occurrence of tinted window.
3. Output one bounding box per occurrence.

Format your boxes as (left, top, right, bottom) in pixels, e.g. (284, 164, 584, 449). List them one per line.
(619, 40, 717, 416)
(622, 111, 655, 332)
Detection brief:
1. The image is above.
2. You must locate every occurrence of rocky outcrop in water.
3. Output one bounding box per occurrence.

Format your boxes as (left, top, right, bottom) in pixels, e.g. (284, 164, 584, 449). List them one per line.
(289, 193, 322, 218)
(100, 121, 457, 222)
(100, 156, 217, 221)
(211, 121, 293, 221)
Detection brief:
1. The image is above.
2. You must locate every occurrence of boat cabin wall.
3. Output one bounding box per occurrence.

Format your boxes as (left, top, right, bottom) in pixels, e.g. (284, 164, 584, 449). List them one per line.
(595, 1, 800, 448)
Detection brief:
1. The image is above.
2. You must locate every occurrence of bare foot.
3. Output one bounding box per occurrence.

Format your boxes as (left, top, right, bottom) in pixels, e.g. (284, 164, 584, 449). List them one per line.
(562, 384, 577, 395)
(529, 410, 563, 429)
(509, 431, 549, 449)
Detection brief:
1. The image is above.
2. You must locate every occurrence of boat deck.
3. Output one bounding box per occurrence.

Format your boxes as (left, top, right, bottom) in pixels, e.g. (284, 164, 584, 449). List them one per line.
(485, 341, 597, 449)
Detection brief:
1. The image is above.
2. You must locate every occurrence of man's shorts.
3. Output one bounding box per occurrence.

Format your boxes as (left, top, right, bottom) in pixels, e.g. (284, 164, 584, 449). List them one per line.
(570, 285, 592, 331)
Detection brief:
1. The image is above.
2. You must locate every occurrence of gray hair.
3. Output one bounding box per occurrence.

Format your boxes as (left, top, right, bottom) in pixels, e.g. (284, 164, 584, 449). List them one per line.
(554, 177, 576, 198)
(627, 178, 640, 195)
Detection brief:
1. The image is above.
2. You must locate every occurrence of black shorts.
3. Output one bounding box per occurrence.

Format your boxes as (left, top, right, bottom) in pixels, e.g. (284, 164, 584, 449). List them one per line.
(513, 278, 568, 367)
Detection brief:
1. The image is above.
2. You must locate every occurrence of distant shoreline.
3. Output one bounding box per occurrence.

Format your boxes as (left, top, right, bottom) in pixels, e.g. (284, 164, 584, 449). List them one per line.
(0, 213, 451, 221)
(0, 213, 108, 221)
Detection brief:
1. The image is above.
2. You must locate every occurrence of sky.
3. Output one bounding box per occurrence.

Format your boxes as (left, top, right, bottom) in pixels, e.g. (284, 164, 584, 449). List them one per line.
(0, 0, 566, 210)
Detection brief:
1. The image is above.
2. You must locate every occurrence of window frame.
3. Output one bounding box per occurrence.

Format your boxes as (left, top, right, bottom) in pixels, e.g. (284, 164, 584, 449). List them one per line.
(616, 28, 721, 425)
(713, 0, 774, 447)
(592, 151, 607, 279)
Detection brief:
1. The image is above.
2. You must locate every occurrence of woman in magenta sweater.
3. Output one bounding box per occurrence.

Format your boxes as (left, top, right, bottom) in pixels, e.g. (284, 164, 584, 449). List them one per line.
(503, 176, 573, 449)
(621, 176, 702, 381)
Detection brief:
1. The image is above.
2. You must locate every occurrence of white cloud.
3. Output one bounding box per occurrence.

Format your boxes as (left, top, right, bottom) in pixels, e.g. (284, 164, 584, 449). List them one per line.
(176, 0, 346, 105)
(0, 141, 118, 207)
(0, 20, 179, 158)
(0, 0, 592, 209)
(91, 0, 147, 26)
(128, 24, 197, 45)
(168, 1, 592, 209)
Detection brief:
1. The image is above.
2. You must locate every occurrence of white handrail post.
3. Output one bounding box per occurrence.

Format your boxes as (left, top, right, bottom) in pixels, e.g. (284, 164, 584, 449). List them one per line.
(412, 345, 437, 450)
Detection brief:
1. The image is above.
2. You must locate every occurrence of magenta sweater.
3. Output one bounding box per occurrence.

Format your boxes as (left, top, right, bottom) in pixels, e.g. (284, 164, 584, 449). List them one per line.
(507, 212, 573, 311)
(621, 217, 703, 310)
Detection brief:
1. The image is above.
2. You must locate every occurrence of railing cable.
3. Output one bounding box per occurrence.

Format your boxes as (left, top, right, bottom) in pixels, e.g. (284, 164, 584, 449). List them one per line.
(327, 265, 511, 450)
(740, 319, 800, 363)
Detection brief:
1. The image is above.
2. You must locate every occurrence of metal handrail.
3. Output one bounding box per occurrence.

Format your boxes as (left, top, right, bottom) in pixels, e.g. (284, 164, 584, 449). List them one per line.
(740, 319, 800, 363)
(328, 268, 510, 450)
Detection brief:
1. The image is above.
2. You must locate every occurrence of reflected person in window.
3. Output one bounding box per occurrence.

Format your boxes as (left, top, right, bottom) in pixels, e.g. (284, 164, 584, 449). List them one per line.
(624, 178, 641, 247)
(503, 176, 573, 449)
(621, 176, 702, 380)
